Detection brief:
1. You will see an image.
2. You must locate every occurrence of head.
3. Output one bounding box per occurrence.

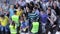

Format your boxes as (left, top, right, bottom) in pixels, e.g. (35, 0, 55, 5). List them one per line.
(47, 6, 51, 15)
(34, 4, 38, 9)
(12, 21, 15, 26)
(26, 6, 29, 9)
(52, 2, 57, 8)
(26, 3, 30, 8)
(18, 6, 21, 10)
(40, 9, 45, 14)
(0, 14, 5, 19)
(30, 1, 34, 6)
(26, 7, 29, 13)
(14, 10, 17, 15)
(16, 3, 19, 8)
(23, 14, 26, 17)
(47, 6, 51, 11)
(22, 13, 26, 20)
(20, 16, 24, 22)
(4, 1, 7, 6)
(10, 5, 14, 9)
(33, 7, 36, 11)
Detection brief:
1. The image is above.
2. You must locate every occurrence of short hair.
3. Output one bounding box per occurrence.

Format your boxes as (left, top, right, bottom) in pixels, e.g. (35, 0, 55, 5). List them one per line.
(30, 1, 34, 5)
(26, 3, 30, 8)
(0, 14, 4, 18)
(48, 6, 52, 8)
(12, 21, 15, 26)
(35, 4, 38, 7)
(4, 1, 7, 3)
(14, 10, 17, 14)
(41, 9, 45, 12)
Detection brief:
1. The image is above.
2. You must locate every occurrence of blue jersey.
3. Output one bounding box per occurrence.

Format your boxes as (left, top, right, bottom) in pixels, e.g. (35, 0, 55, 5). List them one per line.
(40, 13, 48, 23)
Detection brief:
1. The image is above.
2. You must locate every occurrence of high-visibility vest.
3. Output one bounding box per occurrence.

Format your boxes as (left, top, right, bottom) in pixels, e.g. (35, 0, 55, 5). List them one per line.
(12, 15, 19, 26)
(31, 22, 39, 33)
(9, 24, 17, 34)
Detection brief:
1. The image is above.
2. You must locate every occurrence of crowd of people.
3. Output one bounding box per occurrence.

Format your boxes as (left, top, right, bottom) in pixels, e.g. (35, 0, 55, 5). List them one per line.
(0, 0, 60, 34)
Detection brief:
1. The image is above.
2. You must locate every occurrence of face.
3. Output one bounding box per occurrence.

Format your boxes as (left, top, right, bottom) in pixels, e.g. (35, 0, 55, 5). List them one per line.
(33, 8, 35, 11)
(1, 15, 5, 19)
(4, 2, 7, 6)
(40, 11, 45, 15)
(26, 7, 29, 10)
(10, 5, 14, 9)
(16, 4, 19, 7)
(26, 7, 29, 12)
(23, 14, 25, 17)
(53, 3, 57, 7)
(48, 7, 51, 11)
(47, 7, 51, 13)
(20, 16, 24, 23)
(18, 7, 21, 10)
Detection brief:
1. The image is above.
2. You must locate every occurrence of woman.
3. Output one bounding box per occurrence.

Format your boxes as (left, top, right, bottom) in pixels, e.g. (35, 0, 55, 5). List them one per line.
(46, 6, 57, 34)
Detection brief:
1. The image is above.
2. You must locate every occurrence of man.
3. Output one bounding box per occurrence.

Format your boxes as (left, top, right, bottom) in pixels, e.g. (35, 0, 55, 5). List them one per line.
(46, 6, 57, 34)
(9, 5, 15, 17)
(2, 1, 9, 12)
(28, 7, 39, 22)
(28, 7, 39, 32)
(16, 6, 23, 17)
(20, 16, 29, 34)
(11, 11, 20, 34)
(9, 21, 17, 34)
(39, 10, 48, 34)
(0, 14, 9, 34)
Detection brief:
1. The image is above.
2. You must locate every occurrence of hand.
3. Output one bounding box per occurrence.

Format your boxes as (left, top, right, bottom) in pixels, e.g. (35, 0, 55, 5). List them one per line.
(52, 25, 56, 28)
(50, 20, 54, 25)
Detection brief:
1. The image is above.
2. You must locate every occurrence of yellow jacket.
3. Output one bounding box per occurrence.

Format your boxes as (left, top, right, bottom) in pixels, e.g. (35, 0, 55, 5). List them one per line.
(0, 16, 9, 26)
(16, 9, 23, 16)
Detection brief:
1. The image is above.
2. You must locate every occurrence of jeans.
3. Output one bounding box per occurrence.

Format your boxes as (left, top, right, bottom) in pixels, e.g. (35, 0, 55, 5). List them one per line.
(0, 25, 9, 32)
(41, 23, 46, 33)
